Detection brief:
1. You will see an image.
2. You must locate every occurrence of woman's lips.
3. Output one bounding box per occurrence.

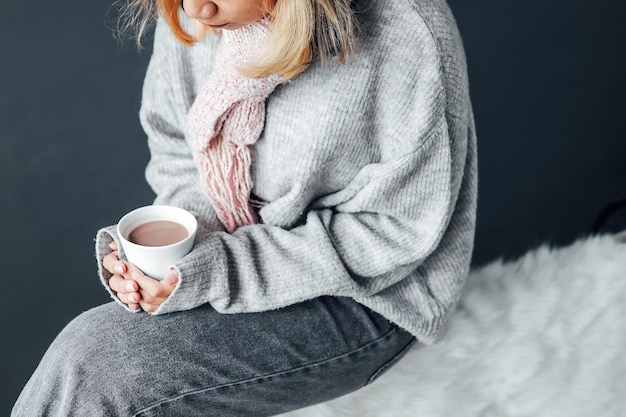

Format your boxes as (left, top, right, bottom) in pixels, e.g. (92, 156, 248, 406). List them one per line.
(205, 23, 228, 29)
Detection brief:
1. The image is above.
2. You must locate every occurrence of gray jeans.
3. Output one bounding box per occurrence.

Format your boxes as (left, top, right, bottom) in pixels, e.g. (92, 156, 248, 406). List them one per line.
(12, 296, 415, 416)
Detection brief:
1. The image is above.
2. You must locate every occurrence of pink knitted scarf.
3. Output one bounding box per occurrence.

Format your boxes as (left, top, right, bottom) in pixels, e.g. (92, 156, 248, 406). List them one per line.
(187, 20, 282, 233)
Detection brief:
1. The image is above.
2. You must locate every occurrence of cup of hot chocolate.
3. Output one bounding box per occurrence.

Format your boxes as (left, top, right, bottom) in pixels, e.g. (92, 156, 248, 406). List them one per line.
(117, 205, 198, 280)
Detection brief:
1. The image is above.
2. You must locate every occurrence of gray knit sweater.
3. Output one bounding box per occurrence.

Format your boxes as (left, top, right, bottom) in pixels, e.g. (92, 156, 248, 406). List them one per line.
(96, 0, 477, 344)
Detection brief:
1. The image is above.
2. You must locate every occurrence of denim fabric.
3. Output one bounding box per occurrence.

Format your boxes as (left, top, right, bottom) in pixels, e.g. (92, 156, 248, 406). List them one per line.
(12, 297, 415, 416)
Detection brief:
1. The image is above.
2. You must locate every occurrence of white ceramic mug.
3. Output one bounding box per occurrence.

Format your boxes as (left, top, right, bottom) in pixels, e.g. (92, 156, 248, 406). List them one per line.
(117, 205, 198, 280)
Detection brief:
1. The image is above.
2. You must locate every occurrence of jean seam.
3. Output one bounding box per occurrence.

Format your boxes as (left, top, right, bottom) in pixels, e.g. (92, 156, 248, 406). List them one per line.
(132, 325, 400, 416)
(365, 336, 416, 385)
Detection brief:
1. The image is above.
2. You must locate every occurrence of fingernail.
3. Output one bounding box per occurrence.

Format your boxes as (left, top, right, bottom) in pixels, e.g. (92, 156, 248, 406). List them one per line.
(114, 263, 126, 274)
(125, 283, 135, 292)
(164, 274, 179, 286)
(127, 294, 137, 303)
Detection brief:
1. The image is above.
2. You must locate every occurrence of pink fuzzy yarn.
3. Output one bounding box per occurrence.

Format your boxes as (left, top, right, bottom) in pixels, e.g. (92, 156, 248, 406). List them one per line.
(187, 20, 282, 233)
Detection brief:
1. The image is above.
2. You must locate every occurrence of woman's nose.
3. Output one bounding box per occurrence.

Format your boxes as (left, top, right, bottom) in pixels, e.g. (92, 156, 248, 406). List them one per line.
(182, 0, 217, 20)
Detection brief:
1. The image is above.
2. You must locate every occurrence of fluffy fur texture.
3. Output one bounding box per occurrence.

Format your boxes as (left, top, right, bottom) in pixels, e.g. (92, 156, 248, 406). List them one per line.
(281, 232, 626, 416)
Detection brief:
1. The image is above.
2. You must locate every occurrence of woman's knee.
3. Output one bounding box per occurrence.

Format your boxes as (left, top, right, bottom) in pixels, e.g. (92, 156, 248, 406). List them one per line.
(54, 303, 127, 357)
(12, 304, 139, 416)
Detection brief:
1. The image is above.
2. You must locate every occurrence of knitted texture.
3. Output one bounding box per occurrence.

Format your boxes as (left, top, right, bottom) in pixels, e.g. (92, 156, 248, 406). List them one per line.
(187, 20, 282, 233)
(97, 0, 478, 344)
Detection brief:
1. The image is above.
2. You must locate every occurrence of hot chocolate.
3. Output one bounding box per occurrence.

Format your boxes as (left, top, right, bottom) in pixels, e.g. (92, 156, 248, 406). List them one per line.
(128, 220, 188, 247)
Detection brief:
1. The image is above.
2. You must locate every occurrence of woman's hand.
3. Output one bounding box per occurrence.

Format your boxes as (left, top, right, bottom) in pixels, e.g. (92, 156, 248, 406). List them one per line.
(103, 242, 179, 313)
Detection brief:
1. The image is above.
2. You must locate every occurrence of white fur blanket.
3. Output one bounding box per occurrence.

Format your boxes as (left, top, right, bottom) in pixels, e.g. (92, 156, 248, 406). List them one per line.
(281, 233, 626, 417)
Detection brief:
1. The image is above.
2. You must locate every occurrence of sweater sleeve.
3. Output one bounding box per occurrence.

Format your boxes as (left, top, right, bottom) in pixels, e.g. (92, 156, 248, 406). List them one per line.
(156, 113, 463, 315)
(94, 225, 137, 311)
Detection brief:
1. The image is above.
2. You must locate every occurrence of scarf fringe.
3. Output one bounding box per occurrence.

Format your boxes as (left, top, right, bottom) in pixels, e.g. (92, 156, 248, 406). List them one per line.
(195, 136, 257, 234)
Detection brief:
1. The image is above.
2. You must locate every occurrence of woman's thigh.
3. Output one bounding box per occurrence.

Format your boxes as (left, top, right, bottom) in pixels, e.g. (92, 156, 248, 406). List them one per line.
(12, 296, 415, 417)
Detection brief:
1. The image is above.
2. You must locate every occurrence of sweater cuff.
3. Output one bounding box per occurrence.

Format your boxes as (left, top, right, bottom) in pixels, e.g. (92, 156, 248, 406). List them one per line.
(150, 236, 225, 315)
(95, 225, 139, 313)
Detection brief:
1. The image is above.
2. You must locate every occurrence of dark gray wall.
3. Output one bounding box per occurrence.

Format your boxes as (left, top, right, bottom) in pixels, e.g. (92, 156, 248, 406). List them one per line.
(2, 0, 625, 413)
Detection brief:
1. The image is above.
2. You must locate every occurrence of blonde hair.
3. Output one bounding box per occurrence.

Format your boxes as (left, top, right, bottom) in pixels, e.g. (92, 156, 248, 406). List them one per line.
(116, 0, 358, 80)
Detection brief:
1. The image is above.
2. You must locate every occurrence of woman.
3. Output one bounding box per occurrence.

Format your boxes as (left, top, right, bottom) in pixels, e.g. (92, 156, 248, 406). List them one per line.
(12, 0, 477, 415)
